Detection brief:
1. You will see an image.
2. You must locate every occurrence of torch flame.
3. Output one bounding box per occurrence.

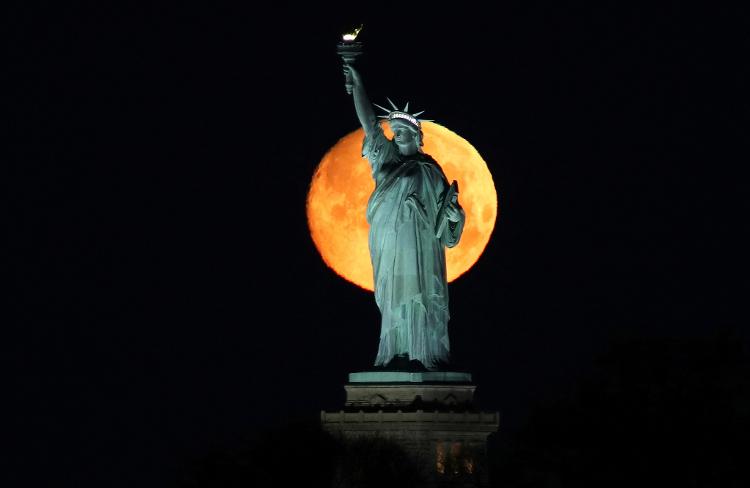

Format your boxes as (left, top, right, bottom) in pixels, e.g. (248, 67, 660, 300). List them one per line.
(342, 24, 363, 41)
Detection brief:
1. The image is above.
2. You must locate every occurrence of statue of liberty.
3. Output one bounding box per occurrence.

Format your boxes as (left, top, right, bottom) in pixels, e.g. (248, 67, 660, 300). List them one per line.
(342, 63, 465, 371)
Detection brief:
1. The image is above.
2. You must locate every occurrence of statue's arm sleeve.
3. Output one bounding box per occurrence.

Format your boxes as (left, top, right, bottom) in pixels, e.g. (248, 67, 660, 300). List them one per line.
(361, 121, 393, 176)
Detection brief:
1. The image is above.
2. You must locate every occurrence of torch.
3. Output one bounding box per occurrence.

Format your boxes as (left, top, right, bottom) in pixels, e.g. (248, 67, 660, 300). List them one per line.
(336, 24, 363, 94)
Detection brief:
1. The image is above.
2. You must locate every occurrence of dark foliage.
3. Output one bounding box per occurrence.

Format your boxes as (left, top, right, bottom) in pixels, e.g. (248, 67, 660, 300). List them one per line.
(333, 436, 426, 488)
(489, 330, 749, 488)
(172, 420, 426, 488)
(173, 420, 339, 488)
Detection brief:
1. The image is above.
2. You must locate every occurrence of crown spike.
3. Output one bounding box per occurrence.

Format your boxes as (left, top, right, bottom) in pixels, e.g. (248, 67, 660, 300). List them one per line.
(373, 103, 391, 114)
(403, 102, 409, 112)
(412, 110, 425, 117)
(386, 97, 399, 111)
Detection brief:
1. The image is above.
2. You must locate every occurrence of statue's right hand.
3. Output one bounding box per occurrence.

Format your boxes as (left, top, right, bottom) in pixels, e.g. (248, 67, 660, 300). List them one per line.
(343, 64, 361, 86)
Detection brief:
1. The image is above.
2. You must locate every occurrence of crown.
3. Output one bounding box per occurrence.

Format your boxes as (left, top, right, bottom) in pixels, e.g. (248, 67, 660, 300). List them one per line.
(373, 98, 433, 129)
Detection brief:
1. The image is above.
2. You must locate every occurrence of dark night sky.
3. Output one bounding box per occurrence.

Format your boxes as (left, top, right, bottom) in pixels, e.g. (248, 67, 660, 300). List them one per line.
(9, 3, 748, 487)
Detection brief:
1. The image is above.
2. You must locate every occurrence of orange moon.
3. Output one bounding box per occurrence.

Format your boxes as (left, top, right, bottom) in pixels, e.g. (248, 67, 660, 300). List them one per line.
(307, 122, 498, 291)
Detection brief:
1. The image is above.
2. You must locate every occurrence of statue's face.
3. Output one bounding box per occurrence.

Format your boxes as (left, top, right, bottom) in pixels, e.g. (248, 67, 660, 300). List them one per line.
(390, 121, 419, 156)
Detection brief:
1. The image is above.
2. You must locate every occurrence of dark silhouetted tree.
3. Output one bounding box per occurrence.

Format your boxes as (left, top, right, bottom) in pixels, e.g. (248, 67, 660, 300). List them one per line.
(490, 329, 749, 488)
(173, 419, 428, 488)
(332, 436, 426, 488)
(173, 419, 339, 488)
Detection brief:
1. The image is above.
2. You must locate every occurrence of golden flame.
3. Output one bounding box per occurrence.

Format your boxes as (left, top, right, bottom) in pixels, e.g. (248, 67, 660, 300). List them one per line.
(342, 24, 363, 41)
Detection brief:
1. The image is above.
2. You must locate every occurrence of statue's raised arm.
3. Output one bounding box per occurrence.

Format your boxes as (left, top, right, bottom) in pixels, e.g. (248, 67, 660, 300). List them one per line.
(343, 64, 377, 138)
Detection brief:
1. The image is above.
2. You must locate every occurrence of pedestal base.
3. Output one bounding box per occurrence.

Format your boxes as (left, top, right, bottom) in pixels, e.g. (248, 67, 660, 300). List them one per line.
(321, 371, 499, 487)
(349, 371, 473, 383)
(345, 371, 475, 408)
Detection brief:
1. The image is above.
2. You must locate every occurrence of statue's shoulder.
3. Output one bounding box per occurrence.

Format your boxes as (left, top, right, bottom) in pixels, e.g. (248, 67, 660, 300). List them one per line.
(420, 152, 439, 164)
(419, 152, 445, 172)
(416, 153, 450, 186)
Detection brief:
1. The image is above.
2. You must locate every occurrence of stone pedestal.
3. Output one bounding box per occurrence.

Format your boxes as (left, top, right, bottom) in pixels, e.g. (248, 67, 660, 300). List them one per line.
(321, 371, 499, 487)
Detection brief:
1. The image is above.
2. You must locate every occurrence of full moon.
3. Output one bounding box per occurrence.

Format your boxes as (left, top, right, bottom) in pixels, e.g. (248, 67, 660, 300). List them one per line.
(307, 122, 497, 291)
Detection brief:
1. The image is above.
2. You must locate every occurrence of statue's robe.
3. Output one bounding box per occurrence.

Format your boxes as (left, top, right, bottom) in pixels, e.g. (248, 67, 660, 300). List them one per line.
(363, 123, 465, 369)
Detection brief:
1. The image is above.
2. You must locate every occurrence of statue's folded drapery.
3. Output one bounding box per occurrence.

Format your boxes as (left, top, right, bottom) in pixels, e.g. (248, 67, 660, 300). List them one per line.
(363, 122, 465, 369)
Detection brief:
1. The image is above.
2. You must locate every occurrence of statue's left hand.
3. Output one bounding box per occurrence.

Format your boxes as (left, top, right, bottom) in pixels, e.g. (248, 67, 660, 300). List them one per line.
(445, 201, 462, 223)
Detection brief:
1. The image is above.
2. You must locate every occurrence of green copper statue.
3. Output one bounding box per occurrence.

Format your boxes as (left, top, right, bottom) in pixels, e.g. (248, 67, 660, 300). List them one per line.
(343, 63, 466, 370)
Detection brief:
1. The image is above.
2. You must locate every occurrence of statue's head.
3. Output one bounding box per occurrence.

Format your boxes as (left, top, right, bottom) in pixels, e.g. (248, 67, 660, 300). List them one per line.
(388, 117, 423, 156)
(374, 98, 432, 156)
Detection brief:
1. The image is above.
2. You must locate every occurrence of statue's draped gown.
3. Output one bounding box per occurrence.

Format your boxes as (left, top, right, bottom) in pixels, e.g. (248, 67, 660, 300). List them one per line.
(363, 123, 465, 369)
